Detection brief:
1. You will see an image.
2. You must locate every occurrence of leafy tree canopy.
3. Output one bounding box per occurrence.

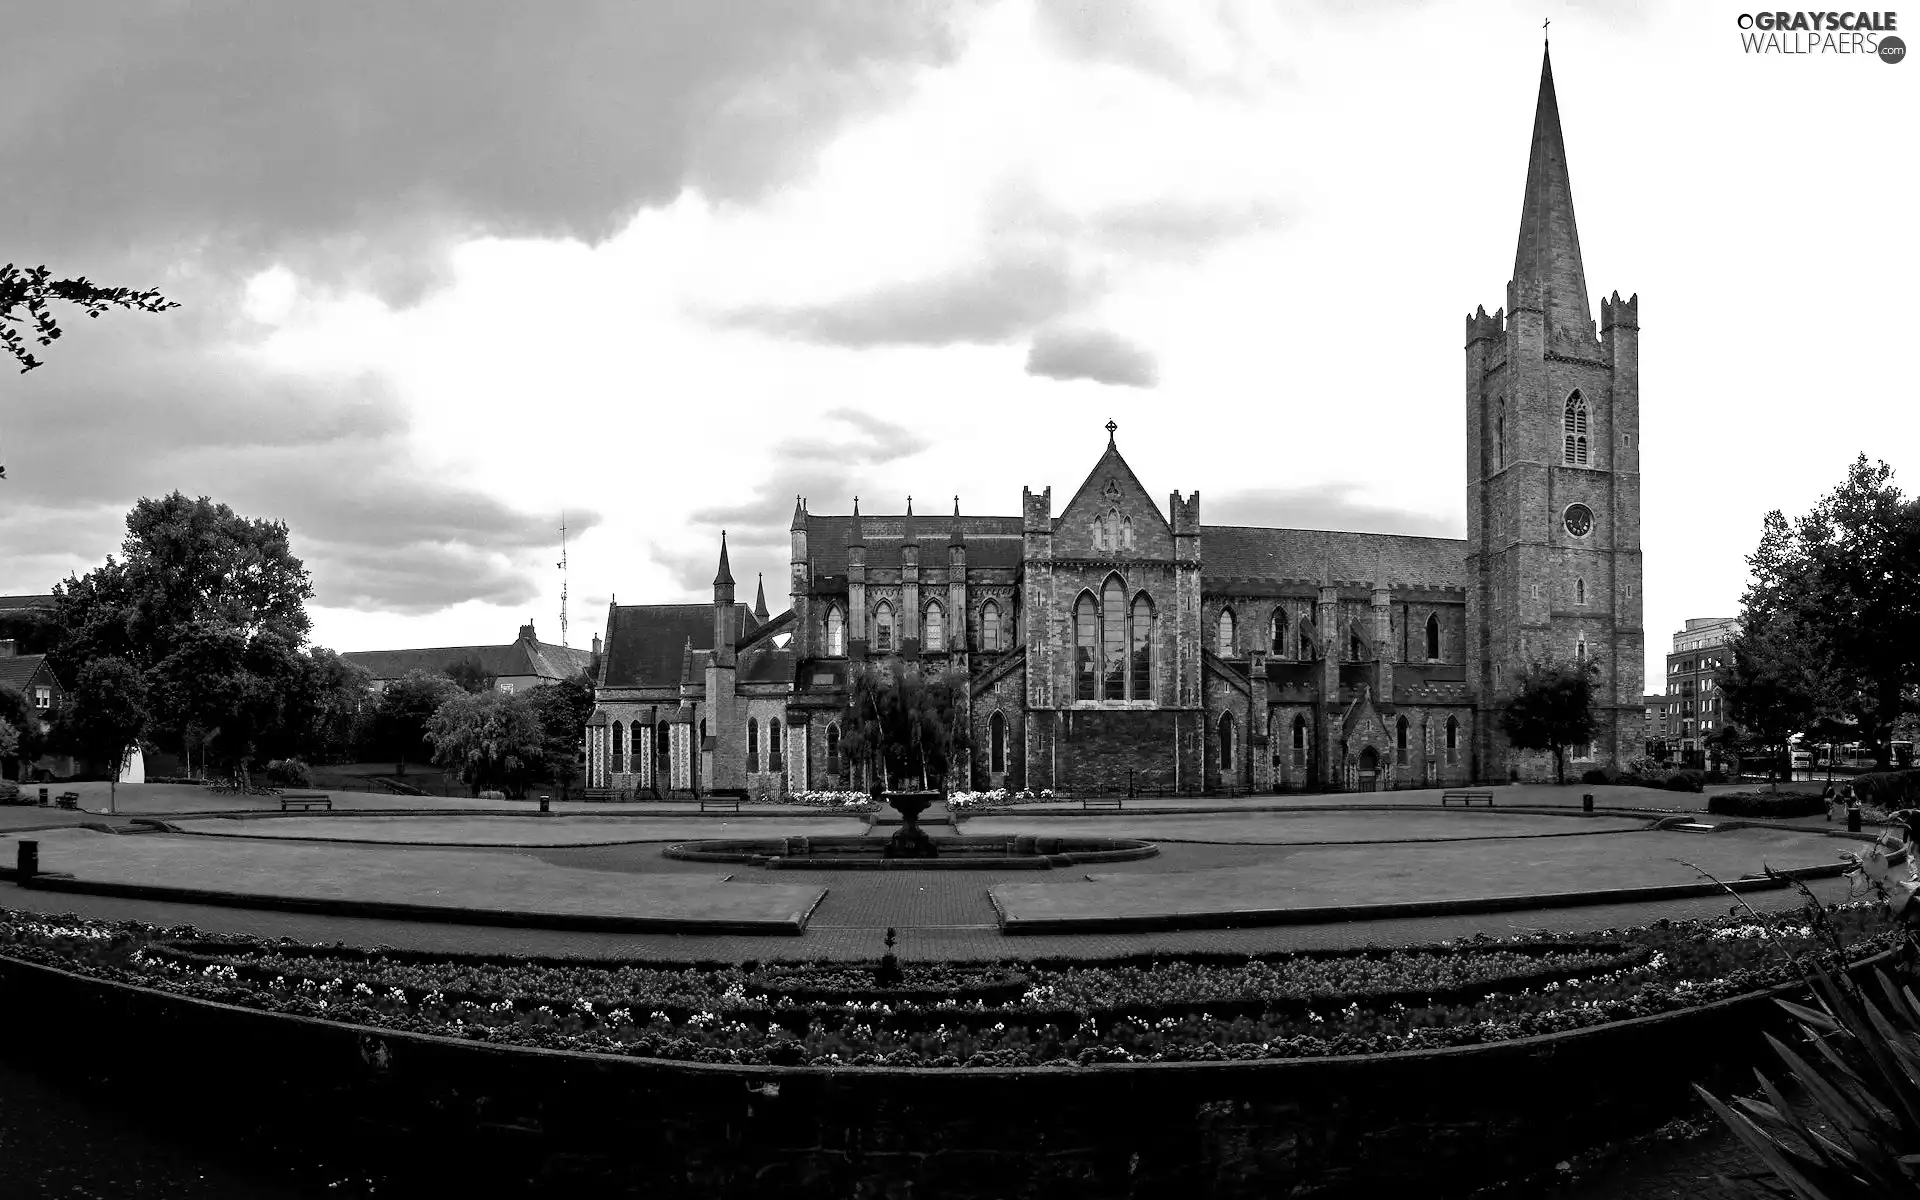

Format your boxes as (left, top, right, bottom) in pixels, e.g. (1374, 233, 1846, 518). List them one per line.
(369, 670, 461, 768)
(0, 684, 49, 767)
(58, 657, 149, 809)
(839, 662, 968, 792)
(1498, 657, 1599, 785)
(425, 689, 546, 799)
(1, 263, 179, 375)
(1734, 455, 1920, 768)
(444, 654, 497, 695)
(528, 671, 596, 796)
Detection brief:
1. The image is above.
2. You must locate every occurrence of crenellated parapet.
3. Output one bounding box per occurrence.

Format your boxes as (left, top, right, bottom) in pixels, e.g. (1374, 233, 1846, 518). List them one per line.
(1600, 290, 1639, 332)
(1464, 304, 1506, 347)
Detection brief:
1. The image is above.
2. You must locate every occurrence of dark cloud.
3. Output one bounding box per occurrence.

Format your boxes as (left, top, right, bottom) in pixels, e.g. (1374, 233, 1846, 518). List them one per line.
(723, 249, 1097, 348)
(2, 1, 971, 295)
(0, 312, 599, 618)
(1025, 326, 1159, 388)
(652, 409, 931, 593)
(1206, 484, 1464, 540)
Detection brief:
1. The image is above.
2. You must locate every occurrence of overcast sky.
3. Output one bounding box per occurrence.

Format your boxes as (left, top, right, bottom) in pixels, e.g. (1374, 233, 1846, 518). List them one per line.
(2, 1, 1913, 690)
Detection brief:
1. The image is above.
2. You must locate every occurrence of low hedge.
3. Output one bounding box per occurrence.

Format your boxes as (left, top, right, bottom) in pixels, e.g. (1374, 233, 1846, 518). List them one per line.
(1706, 791, 1827, 819)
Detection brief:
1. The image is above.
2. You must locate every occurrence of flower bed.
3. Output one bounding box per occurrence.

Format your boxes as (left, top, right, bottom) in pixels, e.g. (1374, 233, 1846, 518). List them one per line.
(1, 906, 1899, 1070)
(947, 788, 1054, 812)
(782, 790, 879, 813)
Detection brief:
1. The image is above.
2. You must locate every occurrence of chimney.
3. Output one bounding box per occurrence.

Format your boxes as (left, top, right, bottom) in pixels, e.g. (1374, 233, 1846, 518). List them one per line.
(591, 632, 602, 657)
(518, 622, 537, 643)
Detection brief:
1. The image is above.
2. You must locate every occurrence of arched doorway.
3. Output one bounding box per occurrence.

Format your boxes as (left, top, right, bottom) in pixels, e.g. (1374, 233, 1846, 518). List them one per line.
(1357, 745, 1380, 793)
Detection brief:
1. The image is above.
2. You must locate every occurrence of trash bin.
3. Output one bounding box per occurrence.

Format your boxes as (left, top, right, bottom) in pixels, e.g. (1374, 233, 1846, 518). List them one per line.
(37, 786, 48, 806)
(1582, 793, 1594, 813)
(17, 840, 38, 879)
(539, 795, 551, 814)
(1848, 806, 1862, 834)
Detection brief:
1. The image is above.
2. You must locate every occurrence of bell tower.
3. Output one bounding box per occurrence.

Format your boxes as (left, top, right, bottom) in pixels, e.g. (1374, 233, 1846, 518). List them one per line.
(1465, 43, 1645, 781)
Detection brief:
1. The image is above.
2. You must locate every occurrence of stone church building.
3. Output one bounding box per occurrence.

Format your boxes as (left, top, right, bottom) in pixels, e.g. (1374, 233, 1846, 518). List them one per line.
(586, 46, 1644, 798)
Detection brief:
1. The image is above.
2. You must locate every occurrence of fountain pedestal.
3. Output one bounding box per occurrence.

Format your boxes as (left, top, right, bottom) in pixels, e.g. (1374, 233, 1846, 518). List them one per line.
(881, 791, 942, 859)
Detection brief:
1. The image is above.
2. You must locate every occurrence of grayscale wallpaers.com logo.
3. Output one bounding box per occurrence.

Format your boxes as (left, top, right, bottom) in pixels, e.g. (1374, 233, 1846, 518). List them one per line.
(1736, 11, 1905, 60)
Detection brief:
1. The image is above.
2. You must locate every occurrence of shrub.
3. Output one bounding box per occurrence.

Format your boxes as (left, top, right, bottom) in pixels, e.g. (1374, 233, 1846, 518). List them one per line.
(1663, 770, 1705, 793)
(1704, 768, 1727, 784)
(1705, 791, 1826, 819)
(263, 758, 312, 788)
(1579, 768, 1608, 785)
(0, 780, 21, 805)
(478, 789, 507, 801)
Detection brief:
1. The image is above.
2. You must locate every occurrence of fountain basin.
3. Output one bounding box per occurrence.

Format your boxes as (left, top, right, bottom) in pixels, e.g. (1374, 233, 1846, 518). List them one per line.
(662, 834, 1157, 870)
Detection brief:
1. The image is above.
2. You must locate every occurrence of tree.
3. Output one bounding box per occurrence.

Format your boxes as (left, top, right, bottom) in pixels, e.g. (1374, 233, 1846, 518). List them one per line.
(368, 670, 460, 771)
(839, 662, 969, 792)
(59, 657, 149, 814)
(2, 264, 179, 480)
(2, 263, 179, 375)
(444, 654, 497, 695)
(1498, 658, 1600, 785)
(529, 671, 596, 799)
(1743, 457, 1920, 769)
(0, 684, 49, 778)
(425, 690, 546, 798)
(0, 718, 18, 763)
(287, 649, 374, 764)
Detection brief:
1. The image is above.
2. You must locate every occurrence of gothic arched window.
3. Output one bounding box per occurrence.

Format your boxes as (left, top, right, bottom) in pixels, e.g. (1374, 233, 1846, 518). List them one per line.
(656, 721, 670, 757)
(1575, 579, 1586, 605)
(1074, 593, 1098, 700)
(1130, 593, 1155, 700)
(1396, 716, 1409, 765)
(981, 600, 1002, 652)
(1349, 630, 1365, 662)
(746, 718, 759, 772)
(826, 722, 842, 774)
(1218, 608, 1236, 657)
(1271, 609, 1287, 656)
(769, 720, 782, 771)
(1496, 412, 1506, 470)
(874, 601, 894, 653)
(611, 721, 625, 774)
(1120, 514, 1134, 549)
(924, 601, 944, 653)
(825, 605, 845, 656)
(1091, 515, 1107, 551)
(990, 711, 1006, 773)
(1102, 576, 1127, 700)
(1219, 712, 1235, 772)
(1292, 714, 1308, 768)
(1446, 716, 1459, 764)
(1425, 613, 1441, 660)
(1299, 620, 1316, 661)
(1564, 391, 1590, 466)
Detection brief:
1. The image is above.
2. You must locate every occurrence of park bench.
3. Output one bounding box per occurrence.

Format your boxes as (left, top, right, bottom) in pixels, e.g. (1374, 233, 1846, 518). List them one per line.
(1441, 790, 1496, 807)
(278, 792, 333, 812)
(54, 792, 80, 810)
(1081, 796, 1124, 811)
(581, 787, 613, 802)
(699, 790, 746, 813)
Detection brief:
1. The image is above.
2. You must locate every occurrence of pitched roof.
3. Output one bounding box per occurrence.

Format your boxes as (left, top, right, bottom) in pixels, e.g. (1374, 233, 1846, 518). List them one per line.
(1200, 526, 1468, 589)
(1512, 44, 1592, 339)
(342, 637, 592, 684)
(601, 603, 751, 689)
(806, 514, 1024, 578)
(0, 653, 55, 694)
(0, 595, 55, 612)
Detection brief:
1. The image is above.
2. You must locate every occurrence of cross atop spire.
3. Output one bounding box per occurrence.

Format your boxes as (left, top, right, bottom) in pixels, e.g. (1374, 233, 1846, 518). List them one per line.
(1105, 419, 1117, 444)
(1511, 43, 1592, 341)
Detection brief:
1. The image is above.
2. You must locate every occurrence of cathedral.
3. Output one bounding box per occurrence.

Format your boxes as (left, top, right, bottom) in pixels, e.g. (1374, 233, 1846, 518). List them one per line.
(585, 46, 1645, 797)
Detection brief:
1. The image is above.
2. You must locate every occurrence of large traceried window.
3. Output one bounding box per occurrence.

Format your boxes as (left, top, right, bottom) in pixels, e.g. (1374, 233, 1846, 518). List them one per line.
(1130, 594, 1154, 700)
(824, 606, 845, 656)
(1075, 593, 1098, 700)
(1564, 390, 1590, 466)
(924, 601, 944, 652)
(981, 600, 1002, 652)
(1426, 613, 1441, 660)
(1102, 578, 1127, 699)
(1218, 608, 1236, 657)
(989, 711, 1005, 773)
(874, 601, 894, 653)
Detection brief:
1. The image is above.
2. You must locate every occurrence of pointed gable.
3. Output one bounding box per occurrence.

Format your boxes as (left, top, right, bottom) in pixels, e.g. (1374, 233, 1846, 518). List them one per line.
(1056, 429, 1174, 559)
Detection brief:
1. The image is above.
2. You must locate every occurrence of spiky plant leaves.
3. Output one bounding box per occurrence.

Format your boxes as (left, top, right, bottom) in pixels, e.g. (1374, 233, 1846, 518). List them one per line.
(1695, 1084, 1849, 1200)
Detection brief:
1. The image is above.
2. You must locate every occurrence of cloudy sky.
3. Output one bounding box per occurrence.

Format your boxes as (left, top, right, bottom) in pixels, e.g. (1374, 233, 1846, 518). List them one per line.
(2, 1, 1912, 690)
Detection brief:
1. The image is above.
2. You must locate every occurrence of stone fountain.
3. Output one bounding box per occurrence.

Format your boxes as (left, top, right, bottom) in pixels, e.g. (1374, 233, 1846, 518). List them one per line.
(880, 790, 943, 859)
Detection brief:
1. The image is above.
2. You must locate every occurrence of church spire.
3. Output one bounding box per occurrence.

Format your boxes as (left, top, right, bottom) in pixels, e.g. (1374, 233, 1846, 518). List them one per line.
(713, 530, 734, 589)
(753, 573, 769, 622)
(1511, 43, 1592, 340)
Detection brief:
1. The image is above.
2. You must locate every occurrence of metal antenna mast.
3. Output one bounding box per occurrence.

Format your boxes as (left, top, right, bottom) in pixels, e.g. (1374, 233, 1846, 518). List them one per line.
(557, 514, 570, 647)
